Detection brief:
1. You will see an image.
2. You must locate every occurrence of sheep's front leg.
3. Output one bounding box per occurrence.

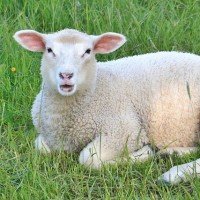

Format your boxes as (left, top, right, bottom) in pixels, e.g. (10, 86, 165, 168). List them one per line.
(158, 158, 200, 184)
(79, 134, 119, 168)
(35, 134, 51, 153)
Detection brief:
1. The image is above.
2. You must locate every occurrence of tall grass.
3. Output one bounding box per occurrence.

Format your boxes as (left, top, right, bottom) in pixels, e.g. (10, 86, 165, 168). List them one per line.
(1, 0, 200, 199)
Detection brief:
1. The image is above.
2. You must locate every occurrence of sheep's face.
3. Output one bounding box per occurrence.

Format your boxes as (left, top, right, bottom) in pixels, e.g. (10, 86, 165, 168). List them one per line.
(41, 34, 96, 96)
(14, 29, 126, 96)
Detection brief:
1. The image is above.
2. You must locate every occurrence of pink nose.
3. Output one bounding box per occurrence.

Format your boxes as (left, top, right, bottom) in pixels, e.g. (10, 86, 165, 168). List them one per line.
(59, 72, 73, 80)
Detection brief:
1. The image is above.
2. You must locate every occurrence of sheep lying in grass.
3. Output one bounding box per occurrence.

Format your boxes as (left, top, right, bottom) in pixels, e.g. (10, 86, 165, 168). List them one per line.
(14, 28, 200, 184)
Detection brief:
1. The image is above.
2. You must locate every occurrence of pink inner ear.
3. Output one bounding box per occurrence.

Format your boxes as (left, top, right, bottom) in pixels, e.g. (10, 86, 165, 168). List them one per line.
(94, 35, 122, 53)
(19, 33, 45, 51)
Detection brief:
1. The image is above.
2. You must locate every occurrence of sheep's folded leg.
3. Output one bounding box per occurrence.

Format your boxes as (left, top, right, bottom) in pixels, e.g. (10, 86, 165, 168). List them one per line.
(35, 134, 51, 153)
(78, 134, 118, 168)
(158, 158, 200, 184)
(78, 128, 151, 168)
(129, 145, 154, 161)
(79, 143, 153, 168)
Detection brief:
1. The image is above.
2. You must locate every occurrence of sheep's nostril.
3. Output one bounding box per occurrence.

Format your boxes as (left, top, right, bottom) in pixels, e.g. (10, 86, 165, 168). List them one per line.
(59, 72, 74, 80)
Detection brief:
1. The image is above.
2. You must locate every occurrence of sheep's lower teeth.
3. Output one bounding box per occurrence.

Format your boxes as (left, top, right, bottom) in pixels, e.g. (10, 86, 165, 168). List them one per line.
(62, 84, 72, 88)
(60, 84, 74, 92)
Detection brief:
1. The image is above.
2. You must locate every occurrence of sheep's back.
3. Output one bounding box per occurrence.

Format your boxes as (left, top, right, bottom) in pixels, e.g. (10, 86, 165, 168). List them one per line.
(97, 52, 200, 147)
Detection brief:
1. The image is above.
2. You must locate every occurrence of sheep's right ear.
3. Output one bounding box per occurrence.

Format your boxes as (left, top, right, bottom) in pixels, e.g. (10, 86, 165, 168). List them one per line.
(13, 30, 46, 52)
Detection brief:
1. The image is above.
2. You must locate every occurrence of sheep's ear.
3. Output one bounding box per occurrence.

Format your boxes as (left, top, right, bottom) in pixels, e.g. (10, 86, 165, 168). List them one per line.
(13, 30, 45, 52)
(92, 32, 126, 54)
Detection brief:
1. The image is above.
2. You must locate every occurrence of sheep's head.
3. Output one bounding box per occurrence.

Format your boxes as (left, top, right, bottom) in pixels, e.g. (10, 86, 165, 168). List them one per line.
(14, 29, 126, 96)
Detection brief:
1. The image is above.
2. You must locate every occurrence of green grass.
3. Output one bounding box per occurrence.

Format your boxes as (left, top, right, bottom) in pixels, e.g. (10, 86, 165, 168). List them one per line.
(1, 0, 200, 199)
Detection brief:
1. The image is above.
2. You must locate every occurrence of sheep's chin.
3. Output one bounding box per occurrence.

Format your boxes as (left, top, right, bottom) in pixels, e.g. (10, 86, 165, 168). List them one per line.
(57, 84, 77, 96)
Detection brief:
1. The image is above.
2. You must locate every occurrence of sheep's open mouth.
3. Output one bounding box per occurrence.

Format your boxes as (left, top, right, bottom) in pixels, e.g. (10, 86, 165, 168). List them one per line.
(60, 84, 74, 93)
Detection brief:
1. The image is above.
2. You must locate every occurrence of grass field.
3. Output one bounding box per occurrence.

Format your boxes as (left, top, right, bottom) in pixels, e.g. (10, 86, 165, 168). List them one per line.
(1, 0, 200, 199)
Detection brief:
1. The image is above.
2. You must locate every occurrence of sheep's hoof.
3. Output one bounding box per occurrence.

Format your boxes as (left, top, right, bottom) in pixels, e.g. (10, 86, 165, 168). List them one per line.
(157, 166, 185, 185)
(35, 134, 51, 153)
(79, 147, 102, 169)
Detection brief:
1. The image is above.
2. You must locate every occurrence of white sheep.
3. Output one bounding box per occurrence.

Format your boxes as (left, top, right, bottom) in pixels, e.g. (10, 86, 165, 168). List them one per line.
(14, 28, 200, 184)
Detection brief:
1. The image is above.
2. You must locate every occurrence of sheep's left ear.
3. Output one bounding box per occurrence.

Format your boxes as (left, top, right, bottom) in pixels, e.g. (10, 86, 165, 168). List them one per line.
(92, 32, 126, 54)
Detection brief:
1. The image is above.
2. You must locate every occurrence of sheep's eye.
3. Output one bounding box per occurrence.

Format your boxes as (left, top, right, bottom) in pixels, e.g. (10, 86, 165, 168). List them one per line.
(47, 48, 53, 53)
(85, 49, 91, 54)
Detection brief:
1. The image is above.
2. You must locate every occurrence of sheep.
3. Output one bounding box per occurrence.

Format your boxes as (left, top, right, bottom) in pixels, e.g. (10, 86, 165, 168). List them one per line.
(14, 28, 200, 184)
